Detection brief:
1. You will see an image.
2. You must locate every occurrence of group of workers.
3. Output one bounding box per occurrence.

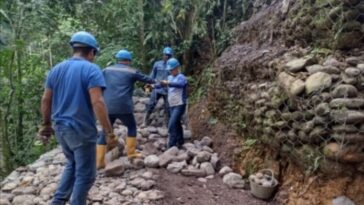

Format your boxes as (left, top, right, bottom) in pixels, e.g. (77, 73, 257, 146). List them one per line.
(38, 31, 188, 205)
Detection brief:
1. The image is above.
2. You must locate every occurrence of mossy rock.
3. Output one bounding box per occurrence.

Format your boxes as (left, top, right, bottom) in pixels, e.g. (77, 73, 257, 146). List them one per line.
(343, 8, 360, 20)
(341, 21, 362, 32)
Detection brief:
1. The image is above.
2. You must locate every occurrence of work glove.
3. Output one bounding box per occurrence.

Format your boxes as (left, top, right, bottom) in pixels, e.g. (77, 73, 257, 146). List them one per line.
(106, 133, 119, 151)
(160, 80, 169, 87)
(144, 84, 152, 95)
(38, 124, 54, 145)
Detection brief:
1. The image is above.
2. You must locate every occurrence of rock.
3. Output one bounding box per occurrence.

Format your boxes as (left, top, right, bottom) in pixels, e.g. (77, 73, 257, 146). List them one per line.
(105, 159, 125, 176)
(115, 181, 127, 192)
(332, 196, 355, 205)
(1, 182, 17, 192)
(157, 128, 168, 137)
(315, 103, 330, 116)
(200, 136, 213, 147)
(12, 195, 36, 205)
(164, 146, 179, 156)
(183, 130, 192, 140)
(184, 143, 200, 157)
(137, 190, 164, 201)
(324, 142, 364, 163)
(167, 161, 187, 173)
(159, 154, 175, 167)
(200, 162, 215, 175)
(332, 133, 364, 143)
(40, 183, 57, 195)
(210, 153, 221, 170)
(175, 152, 190, 162)
(196, 151, 212, 163)
(12, 186, 36, 195)
(134, 102, 145, 112)
(144, 155, 160, 168)
(148, 133, 161, 141)
(198, 178, 208, 183)
(129, 178, 156, 190)
(332, 125, 358, 133)
(330, 98, 364, 109)
(345, 67, 361, 77)
(219, 166, 233, 176)
(105, 147, 121, 164)
(330, 110, 364, 124)
(305, 72, 332, 94)
(306, 65, 341, 75)
(358, 63, 364, 70)
(0, 199, 11, 205)
(223, 173, 245, 189)
(181, 168, 207, 177)
(278, 72, 304, 96)
(346, 56, 363, 66)
(147, 127, 158, 134)
(323, 56, 346, 68)
(332, 84, 358, 98)
(139, 128, 149, 138)
(342, 73, 358, 85)
(285, 57, 315, 72)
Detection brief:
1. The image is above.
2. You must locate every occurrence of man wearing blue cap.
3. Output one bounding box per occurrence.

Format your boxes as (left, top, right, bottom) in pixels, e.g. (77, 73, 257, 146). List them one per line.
(159, 58, 188, 148)
(144, 47, 173, 126)
(96, 49, 156, 168)
(39, 31, 117, 205)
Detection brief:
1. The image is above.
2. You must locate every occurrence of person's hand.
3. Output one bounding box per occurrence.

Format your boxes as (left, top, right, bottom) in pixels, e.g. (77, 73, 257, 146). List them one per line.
(144, 84, 152, 95)
(160, 80, 169, 87)
(38, 124, 54, 145)
(106, 133, 119, 151)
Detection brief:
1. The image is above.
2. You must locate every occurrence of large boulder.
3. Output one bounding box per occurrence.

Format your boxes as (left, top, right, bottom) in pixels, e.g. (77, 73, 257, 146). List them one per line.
(285, 56, 315, 72)
(305, 72, 332, 94)
(278, 72, 305, 96)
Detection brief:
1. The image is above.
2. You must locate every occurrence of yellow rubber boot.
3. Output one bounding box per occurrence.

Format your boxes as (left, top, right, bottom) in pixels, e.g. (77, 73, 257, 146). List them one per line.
(126, 137, 142, 159)
(96, 145, 106, 169)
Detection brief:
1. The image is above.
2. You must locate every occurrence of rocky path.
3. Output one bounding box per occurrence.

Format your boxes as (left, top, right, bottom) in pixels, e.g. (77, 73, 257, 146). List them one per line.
(0, 98, 276, 205)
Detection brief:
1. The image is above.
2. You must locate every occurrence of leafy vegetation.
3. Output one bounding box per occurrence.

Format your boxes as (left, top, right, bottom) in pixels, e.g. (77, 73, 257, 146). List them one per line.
(0, 0, 251, 178)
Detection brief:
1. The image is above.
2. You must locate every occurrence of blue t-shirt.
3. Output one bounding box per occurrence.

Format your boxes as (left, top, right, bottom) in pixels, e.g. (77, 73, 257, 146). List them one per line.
(103, 63, 155, 114)
(45, 57, 106, 142)
(150, 60, 169, 95)
(167, 73, 188, 107)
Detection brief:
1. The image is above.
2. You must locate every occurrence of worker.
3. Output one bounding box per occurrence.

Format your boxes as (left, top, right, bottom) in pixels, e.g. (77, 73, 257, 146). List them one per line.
(97, 49, 156, 168)
(159, 58, 188, 148)
(144, 47, 173, 126)
(39, 31, 117, 205)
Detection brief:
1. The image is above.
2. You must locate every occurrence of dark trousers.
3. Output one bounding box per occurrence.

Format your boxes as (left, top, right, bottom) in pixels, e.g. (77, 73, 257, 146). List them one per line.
(97, 114, 137, 145)
(146, 90, 169, 117)
(168, 104, 186, 148)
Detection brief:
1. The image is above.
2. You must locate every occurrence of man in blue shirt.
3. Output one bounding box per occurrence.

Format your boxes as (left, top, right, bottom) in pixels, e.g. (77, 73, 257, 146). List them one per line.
(159, 58, 188, 148)
(144, 47, 173, 126)
(97, 49, 155, 165)
(39, 31, 117, 205)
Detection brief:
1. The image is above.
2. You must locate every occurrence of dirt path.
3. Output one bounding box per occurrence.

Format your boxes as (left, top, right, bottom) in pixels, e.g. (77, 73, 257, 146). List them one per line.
(151, 169, 276, 205)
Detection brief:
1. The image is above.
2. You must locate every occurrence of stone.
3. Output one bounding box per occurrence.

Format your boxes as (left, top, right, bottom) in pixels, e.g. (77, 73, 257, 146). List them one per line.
(12, 195, 36, 205)
(332, 133, 364, 143)
(147, 126, 158, 134)
(345, 67, 361, 77)
(105, 147, 121, 164)
(196, 151, 212, 163)
(200, 136, 213, 147)
(12, 186, 36, 195)
(306, 65, 341, 75)
(0, 199, 11, 205)
(324, 142, 364, 163)
(332, 125, 358, 133)
(198, 178, 208, 183)
(342, 73, 358, 85)
(305, 72, 332, 94)
(332, 196, 355, 205)
(218, 166, 233, 176)
(137, 190, 164, 201)
(285, 57, 314, 72)
(159, 154, 175, 167)
(2, 182, 17, 192)
(330, 110, 364, 124)
(278, 72, 304, 96)
(105, 159, 125, 176)
(134, 102, 145, 112)
(346, 56, 363, 66)
(200, 162, 215, 175)
(148, 134, 161, 141)
(139, 128, 149, 138)
(129, 178, 156, 190)
(174, 152, 190, 162)
(315, 103, 330, 116)
(222, 173, 245, 189)
(40, 183, 57, 195)
(164, 146, 179, 156)
(115, 181, 127, 192)
(157, 128, 168, 137)
(144, 155, 160, 168)
(330, 98, 364, 109)
(332, 84, 358, 98)
(183, 130, 192, 140)
(290, 79, 305, 96)
(181, 168, 207, 177)
(210, 153, 221, 170)
(323, 56, 346, 68)
(167, 161, 187, 173)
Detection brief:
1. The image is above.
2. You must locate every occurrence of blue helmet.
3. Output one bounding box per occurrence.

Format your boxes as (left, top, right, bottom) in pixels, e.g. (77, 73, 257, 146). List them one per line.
(163, 47, 173, 56)
(115, 49, 132, 61)
(167, 58, 180, 71)
(70, 31, 99, 53)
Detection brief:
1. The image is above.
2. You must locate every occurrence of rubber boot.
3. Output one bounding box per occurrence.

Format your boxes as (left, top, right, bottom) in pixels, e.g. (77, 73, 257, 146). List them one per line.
(96, 144, 106, 169)
(126, 137, 142, 159)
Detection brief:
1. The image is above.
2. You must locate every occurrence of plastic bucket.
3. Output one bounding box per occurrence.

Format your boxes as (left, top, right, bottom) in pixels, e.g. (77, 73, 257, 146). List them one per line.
(249, 169, 278, 200)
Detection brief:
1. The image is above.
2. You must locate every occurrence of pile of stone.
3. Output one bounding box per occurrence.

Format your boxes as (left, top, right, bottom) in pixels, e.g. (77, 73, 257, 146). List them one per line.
(244, 53, 364, 174)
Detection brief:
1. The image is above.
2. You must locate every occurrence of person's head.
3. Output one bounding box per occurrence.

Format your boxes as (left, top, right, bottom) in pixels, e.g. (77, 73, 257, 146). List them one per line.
(115, 49, 132, 65)
(166, 58, 180, 76)
(69, 31, 99, 62)
(162, 47, 173, 62)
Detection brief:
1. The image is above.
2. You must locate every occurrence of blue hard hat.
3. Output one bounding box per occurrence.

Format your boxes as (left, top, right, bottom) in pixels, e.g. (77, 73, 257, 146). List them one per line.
(70, 31, 100, 53)
(167, 58, 180, 71)
(115, 49, 132, 61)
(163, 47, 173, 55)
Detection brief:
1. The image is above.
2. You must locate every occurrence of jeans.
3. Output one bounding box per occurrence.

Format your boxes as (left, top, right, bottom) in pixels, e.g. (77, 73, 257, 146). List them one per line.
(168, 104, 186, 148)
(97, 114, 137, 145)
(52, 125, 96, 205)
(146, 90, 169, 119)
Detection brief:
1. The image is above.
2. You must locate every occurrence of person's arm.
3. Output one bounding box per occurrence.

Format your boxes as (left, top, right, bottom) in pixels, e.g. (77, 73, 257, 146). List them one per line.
(41, 89, 52, 126)
(135, 71, 156, 84)
(89, 87, 113, 134)
(166, 76, 187, 88)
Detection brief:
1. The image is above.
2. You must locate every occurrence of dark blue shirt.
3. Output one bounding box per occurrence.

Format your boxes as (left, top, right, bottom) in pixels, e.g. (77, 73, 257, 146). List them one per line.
(103, 63, 155, 114)
(150, 60, 169, 95)
(45, 57, 106, 142)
